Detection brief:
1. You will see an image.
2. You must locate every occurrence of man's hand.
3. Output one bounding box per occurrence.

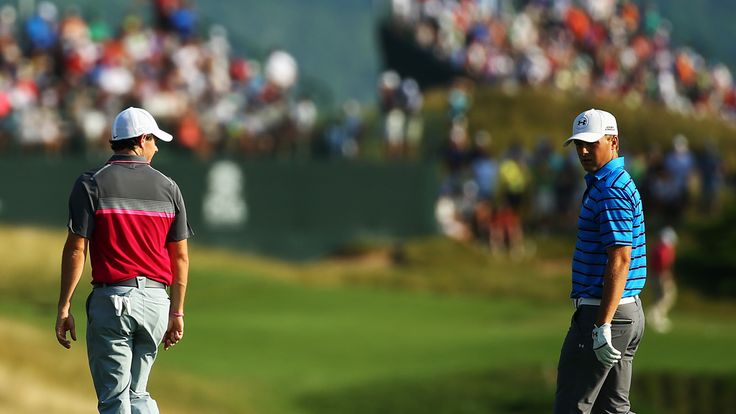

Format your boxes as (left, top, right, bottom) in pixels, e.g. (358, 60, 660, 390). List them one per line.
(163, 316, 184, 350)
(592, 323, 621, 368)
(55, 311, 77, 349)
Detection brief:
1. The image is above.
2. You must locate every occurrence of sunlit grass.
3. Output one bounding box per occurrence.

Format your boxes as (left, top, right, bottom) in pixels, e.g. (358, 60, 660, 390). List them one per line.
(1, 225, 734, 414)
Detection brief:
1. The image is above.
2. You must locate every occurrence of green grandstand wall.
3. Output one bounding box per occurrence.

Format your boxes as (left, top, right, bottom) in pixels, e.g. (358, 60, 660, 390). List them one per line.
(0, 157, 439, 259)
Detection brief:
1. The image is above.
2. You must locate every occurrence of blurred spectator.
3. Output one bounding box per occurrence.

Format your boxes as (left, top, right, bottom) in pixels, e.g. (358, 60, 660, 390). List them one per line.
(697, 139, 723, 213)
(378, 70, 424, 158)
(447, 78, 473, 121)
(469, 130, 498, 246)
(176, 105, 208, 156)
(529, 137, 560, 233)
(435, 116, 481, 243)
(648, 226, 678, 333)
(323, 100, 364, 159)
(435, 193, 473, 242)
(491, 142, 529, 259)
(399, 77, 424, 157)
(469, 130, 498, 201)
(170, 2, 197, 40)
(291, 97, 318, 157)
(379, 70, 404, 156)
(153, 0, 178, 31)
(439, 116, 473, 195)
(661, 134, 695, 224)
(24, 1, 57, 52)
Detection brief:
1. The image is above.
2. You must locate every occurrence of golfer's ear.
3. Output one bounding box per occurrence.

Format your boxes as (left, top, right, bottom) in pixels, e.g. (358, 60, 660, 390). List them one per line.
(610, 135, 619, 151)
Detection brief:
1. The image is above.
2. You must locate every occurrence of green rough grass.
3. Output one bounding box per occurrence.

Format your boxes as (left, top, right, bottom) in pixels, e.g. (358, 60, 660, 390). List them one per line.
(1, 225, 735, 414)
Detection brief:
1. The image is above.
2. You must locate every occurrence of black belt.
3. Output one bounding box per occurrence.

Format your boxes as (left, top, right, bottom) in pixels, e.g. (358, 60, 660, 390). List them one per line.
(93, 277, 167, 289)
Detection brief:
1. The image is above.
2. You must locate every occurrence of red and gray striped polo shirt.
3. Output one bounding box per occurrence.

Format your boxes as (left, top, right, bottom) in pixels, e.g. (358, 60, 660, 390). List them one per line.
(67, 154, 193, 286)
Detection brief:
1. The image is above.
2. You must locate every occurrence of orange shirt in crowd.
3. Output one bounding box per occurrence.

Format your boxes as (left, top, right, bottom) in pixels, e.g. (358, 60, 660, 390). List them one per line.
(177, 110, 202, 149)
(675, 52, 696, 86)
(565, 7, 590, 42)
(621, 2, 640, 33)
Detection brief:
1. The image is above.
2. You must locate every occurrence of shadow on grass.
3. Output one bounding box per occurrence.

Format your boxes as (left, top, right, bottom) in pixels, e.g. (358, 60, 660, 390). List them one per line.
(633, 371, 736, 414)
(297, 368, 555, 414)
(297, 368, 736, 414)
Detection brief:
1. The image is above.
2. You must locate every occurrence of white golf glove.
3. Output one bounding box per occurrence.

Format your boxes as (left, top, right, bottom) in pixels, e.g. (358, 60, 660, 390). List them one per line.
(592, 324, 621, 368)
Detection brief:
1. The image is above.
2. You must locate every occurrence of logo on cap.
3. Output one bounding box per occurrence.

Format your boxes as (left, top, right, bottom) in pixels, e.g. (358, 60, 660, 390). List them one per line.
(576, 116, 588, 128)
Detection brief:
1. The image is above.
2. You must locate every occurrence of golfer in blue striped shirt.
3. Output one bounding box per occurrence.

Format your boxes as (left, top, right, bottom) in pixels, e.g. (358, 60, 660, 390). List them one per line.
(554, 109, 647, 414)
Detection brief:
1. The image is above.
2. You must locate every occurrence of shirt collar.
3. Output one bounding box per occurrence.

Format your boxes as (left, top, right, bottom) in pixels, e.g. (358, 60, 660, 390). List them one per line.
(584, 156, 625, 186)
(107, 154, 149, 164)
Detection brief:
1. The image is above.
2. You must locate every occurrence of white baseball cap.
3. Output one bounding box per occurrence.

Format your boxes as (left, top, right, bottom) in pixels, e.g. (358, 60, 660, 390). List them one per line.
(660, 226, 678, 245)
(111, 107, 173, 142)
(563, 108, 618, 146)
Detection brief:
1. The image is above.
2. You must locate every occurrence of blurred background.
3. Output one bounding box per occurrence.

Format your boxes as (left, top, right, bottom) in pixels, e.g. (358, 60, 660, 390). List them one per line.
(0, 0, 735, 413)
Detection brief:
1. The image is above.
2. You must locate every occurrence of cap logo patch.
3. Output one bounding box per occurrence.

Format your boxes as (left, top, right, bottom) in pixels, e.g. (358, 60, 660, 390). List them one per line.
(576, 116, 588, 128)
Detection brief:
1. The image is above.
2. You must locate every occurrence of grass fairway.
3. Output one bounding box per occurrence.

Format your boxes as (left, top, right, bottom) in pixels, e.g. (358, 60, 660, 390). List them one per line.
(1, 225, 735, 414)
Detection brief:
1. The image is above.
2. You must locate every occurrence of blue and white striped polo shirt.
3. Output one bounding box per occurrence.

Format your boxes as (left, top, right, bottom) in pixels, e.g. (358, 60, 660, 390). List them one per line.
(571, 157, 646, 299)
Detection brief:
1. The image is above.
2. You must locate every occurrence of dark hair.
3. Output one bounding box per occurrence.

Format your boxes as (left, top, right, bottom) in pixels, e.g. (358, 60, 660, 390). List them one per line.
(110, 136, 141, 152)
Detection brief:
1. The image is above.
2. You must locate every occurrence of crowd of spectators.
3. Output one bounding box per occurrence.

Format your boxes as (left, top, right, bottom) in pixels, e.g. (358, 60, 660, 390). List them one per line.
(435, 94, 724, 256)
(385, 0, 732, 254)
(390, 0, 736, 122)
(0, 1, 317, 158)
(315, 69, 427, 160)
(0, 0, 730, 252)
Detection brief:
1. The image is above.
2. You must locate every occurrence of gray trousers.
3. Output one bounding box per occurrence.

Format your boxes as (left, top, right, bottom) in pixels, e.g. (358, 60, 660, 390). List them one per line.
(86, 277, 170, 414)
(554, 297, 645, 414)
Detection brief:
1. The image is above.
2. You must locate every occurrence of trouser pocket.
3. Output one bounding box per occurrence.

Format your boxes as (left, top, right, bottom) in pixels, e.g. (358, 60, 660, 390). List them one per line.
(611, 317, 634, 325)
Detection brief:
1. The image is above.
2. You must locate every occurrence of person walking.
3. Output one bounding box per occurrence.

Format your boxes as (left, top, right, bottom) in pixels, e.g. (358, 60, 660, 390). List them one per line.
(55, 107, 193, 413)
(647, 226, 678, 333)
(554, 109, 647, 414)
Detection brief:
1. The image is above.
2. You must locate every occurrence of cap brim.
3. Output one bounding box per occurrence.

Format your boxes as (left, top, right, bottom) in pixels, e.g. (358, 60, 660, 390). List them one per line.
(151, 128, 173, 142)
(563, 132, 604, 146)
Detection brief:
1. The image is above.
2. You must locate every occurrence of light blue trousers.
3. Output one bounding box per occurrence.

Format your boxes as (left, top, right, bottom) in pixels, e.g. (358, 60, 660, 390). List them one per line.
(86, 277, 170, 414)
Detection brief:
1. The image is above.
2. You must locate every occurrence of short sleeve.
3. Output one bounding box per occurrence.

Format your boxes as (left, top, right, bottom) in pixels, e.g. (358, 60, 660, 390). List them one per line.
(598, 187, 633, 248)
(67, 175, 96, 238)
(167, 182, 194, 242)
